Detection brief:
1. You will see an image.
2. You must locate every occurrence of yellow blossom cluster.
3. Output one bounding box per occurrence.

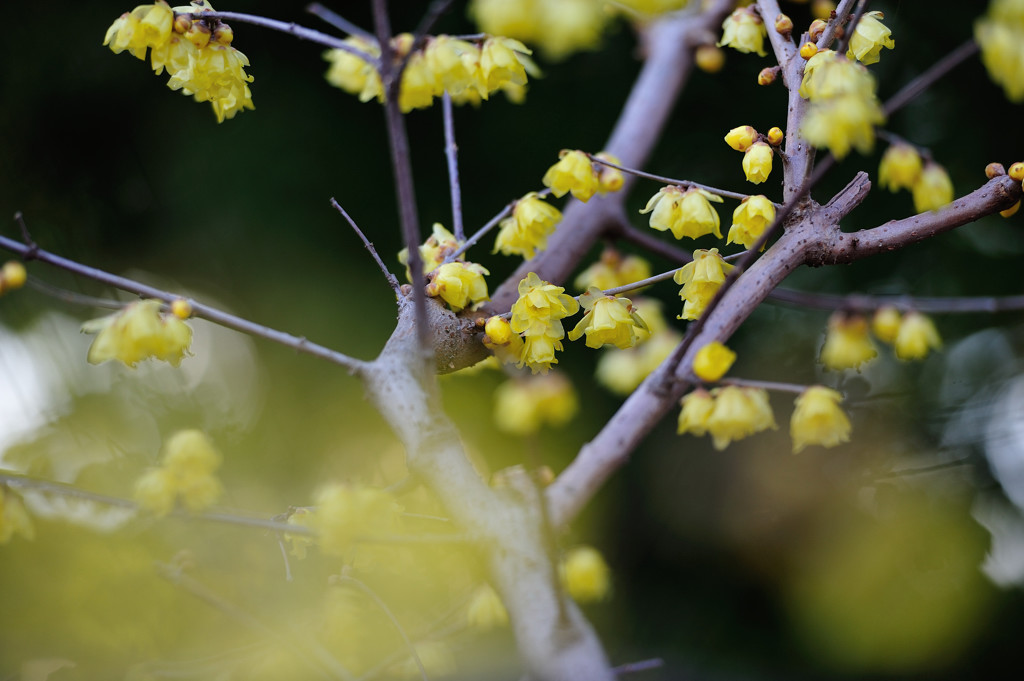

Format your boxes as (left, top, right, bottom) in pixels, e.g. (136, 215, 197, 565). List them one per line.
(678, 385, 776, 451)
(724, 125, 777, 185)
(309, 484, 404, 557)
(427, 261, 490, 312)
(728, 195, 776, 249)
(568, 287, 648, 350)
(82, 299, 192, 368)
(595, 300, 680, 394)
(0, 261, 27, 296)
(134, 430, 224, 516)
(976, 0, 1024, 102)
(791, 386, 852, 453)
(673, 249, 734, 321)
(494, 372, 578, 434)
(494, 192, 563, 259)
(878, 144, 954, 213)
(398, 223, 462, 281)
(560, 545, 611, 602)
(104, 1, 254, 122)
(542, 150, 623, 203)
(0, 486, 35, 544)
(821, 308, 942, 370)
(718, 7, 768, 57)
(641, 186, 723, 240)
(509, 272, 580, 373)
(324, 33, 537, 112)
(799, 50, 885, 159)
(574, 249, 652, 292)
(847, 12, 895, 65)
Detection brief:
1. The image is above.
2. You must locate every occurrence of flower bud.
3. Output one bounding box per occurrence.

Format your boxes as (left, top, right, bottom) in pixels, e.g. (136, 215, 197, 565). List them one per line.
(173, 14, 192, 34)
(757, 67, 778, 85)
(213, 23, 233, 46)
(484, 316, 514, 345)
(695, 44, 725, 73)
(800, 41, 818, 59)
(724, 125, 759, 152)
(774, 14, 793, 35)
(693, 341, 736, 382)
(1009, 162, 1024, 181)
(742, 142, 773, 184)
(767, 126, 784, 145)
(185, 21, 211, 48)
(1, 261, 27, 290)
(170, 298, 193, 319)
(1001, 200, 1020, 218)
(808, 19, 827, 42)
(812, 0, 836, 21)
(985, 162, 1006, 179)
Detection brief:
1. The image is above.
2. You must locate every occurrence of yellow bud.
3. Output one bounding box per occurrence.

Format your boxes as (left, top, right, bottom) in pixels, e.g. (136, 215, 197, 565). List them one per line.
(767, 126, 784, 145)
(170, 298, 192, 319)
(1, 261, 27, 291)
(185, 21, 211, 48)
(724, 125, 759, 152)
(871, 306, 901, 344)
(986, 162, 1007, 179)
(1009, 162, 1024, 181)
(213, 23, 233, 46)
(562, 546, 611, 603)
(1001, 200, 1020, 218)
(695, 45, 725, 73)
(800, 42, 818, 59)
(774, 14, 793, 35)
(757, 67, 777, 85)
(812, 0, 836, 21)
(173, 14, 192, 34)
(808, 19, 827, 42)
(484, 316, 514, 345)
(693, 341, 736, 382)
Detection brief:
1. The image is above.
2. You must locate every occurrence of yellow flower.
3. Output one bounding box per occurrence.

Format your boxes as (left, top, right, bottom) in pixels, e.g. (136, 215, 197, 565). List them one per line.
(677, 388, 715, 436)
(167, 42, 255, 123)
(0, 487, 35, 544)
(976, 0, 1024, 102)
(324, 37, 383, 102)
(692, 341, 736, 382)
(706, 386, 776, 451)
(398, 223, 463, 281)
(819, 313, 877, 371)
(425, 35, 483, 98)
(494, 192, 562, 259)
(510, 273, 579, 373)
(791, 386, 852, 453)
(718, 7, 768, 57)
(894, 311, 941, 361)
(612, 0, 688, 15)
(695, 45, 726, 73)
(483, 315, 525, 366)
(878, 143, 922, 192)
(467, 583, 508, 630)
(0, 261, 27, 295)
(568, 287, 648, 350)
(428, 261, 490, 311)
(542, 150, 600, 202)
(799, 51, 884, 158)
(82, 299, 193, 368)
(494, 373, 577, 435)
(520, 335, 563, 373)
(672, 249, 734, 321)
(470, 0, 607, 61)
(593, 152, 625, 194)
(134, 430, 224, 516)
(312, 484, 403, 557)
(575, 249, 652, 291)
(742, 142, 773, 184)
(397, 48, 437, 112)
(561, 546, 611, 602)
(598, 328, 679, 395)
(912, 163, 954, 213)
(104, 2, 175, 60)
(871, 305, 902, 344)
(480, 37, 531, 92)
(725, 125, 759, 152)
(728, 195, 776, 250)
(846, 11, 895, 65)
(640, 186, 724, 240)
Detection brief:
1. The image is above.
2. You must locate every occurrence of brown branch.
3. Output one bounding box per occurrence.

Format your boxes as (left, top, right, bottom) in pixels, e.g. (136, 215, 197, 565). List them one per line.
(305, 3, 375, 41)
(884, 39, 979, 117)
(197, 11, 377, 63)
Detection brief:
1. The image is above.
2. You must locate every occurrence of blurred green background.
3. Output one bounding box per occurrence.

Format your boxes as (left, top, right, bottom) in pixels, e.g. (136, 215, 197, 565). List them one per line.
(3, 1, 1024, 679)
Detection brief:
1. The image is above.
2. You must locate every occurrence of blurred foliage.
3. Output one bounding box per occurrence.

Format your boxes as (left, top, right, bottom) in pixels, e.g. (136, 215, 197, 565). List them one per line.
(3, 1, 1024, 680)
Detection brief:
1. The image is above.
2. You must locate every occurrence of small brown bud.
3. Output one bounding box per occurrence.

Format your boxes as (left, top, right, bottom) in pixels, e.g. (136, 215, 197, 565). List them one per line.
(757, 67, 778, 86)
(173, 14, 192, 34)
(808, 19, 827, 42)
(985, 162, 1007, 179)
(774, 14, 793, 35)
(213, 23, 233, 46)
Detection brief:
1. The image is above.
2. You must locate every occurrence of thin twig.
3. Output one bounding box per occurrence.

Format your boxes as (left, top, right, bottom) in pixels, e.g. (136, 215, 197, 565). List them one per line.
(817, 0, 859, 51)
(868, 457, 974, 482)
(329, 198, 402, 295)
(195, 11, 378, 63)
(607, 222, 695, 265)
(587, 154, 765, 204)
(884, 39, 979, 117)
(720, 377, 813, 394)
(612, 658, 664, 676)
(14, 211, 37, 255)
(444, 202, 515, 263)
(441, 93, 465, 241)
(0, 233, 367, 375)
(598, 269, 679, 298)
(27, 277, 124, 311)
(767, 288, 1024, 313)
(835, 0, 869, 55)
(339, 575, 428, 681)
(305, 3, 375, 40)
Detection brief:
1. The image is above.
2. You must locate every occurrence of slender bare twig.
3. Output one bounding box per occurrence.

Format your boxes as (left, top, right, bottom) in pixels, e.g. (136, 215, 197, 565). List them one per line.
(884, 39, 980, 117)
(329, 198, 402, 295)
(338, 575, 428, 681)
(14, 211, 37, 254)
(612, 658, 664, 676)
(818, 0, 860, 51)
(720, 377, 813, 394)
(607, 221, 695, 265)
(444, 202, 514, 263)
(767, 288, 1024, 313)
(835, 0, 870, 55)
(442, 93, 465, 241)
(587, 154, 766, 204)
(0, 234, 367, 374)
(598, 269, 679, 298)
(27, 277, 124, 311)
(305, 3, 375, 40)
(195, 11, 378, 63)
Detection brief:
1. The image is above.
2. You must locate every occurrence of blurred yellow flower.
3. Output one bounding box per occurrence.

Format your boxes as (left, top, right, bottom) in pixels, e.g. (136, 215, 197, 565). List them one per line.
(593, 152, 625, 194)
(706, 385, 776, 451)
(561, 545, 611, 602)
(692, 341, 736, 382)
(575, 249, 651, 291)
(976, 0, 1024, 102)
(312, 484, 403, 557)
(791, 386, 852, 453)
(677, 388, 716, 437)
(0, 486, 35, 543)
(494, 373, 578, 434)
(912, 163, 954, 213)
(871, 305, 902, 344)
(820, 313, 877, 371)
(82, 299, 192, 368)
(134, 430, 223, 516)
(467, 583, 509, 630)
(894, 311, 942, 361)
(103, 2, 174, 60)
(878, 143, 923, 192)
(398, 223, 463, 281)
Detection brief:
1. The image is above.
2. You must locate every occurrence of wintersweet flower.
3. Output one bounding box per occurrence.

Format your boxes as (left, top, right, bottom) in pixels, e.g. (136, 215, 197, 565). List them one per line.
(742, 142, 773, 184)
(871, 306, 902, 343)
(692, 341, 736, 382)
(976, 0, 1024, 102)
(467, 584, 509, 630)
(894, 311, 942, 360)
(728, 195, 776, 249)
(819, 313, 877, 371)
(168, 41, 255, 123)
(568, 287, 648, 350)
(323, 37, 383, 102)
(594, 152, 625, 194)
(510, 273, 579, 373)
(542, 150, 600, 202)
(427, 261, 490, 311)
(724, 125, 759, 152)
(912, 163, 954, 213)
(426, 35, 483, 98)
(520, 335, 564, 373)
(677, 389, 715, 436)
(0, 261, 27, 295)
(480, 37, 531, 92)
(483, 316, 525, 366)
(799, 51, 884, 158)
(718, 7, 768, 57)
(598, 328, 680, 395)
(791, 386, 852, 453)
(82, 299, 193, 368)
(574, 249, 652, 291)
(311, 484, 403, 557)
(104, 2, 174, 60)
(640, 186, 724, 241)
(706, 386, 776, 450)
(134, 430, 224, 516)
(846, 11, 895, 65)
(879, 143, 923, 192)
(561, 546, 611, 602)
(494, 373, 578, 435)
(673, 249, 734, 321)
(0, 487, 35, 543)
(494, 192, 562, 259)
(398, 223, 463, 281)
